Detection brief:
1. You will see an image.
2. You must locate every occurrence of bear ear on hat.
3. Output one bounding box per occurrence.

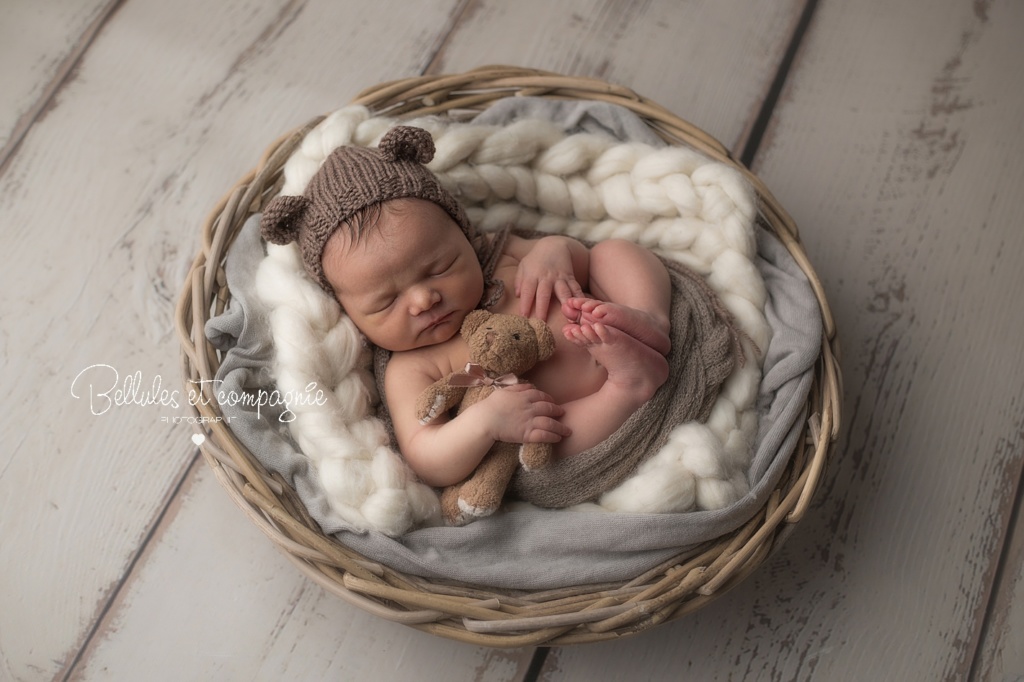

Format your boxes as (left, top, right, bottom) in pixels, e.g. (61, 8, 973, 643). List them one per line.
(261, 194, 310, 245)
(379, 126, 435, 165)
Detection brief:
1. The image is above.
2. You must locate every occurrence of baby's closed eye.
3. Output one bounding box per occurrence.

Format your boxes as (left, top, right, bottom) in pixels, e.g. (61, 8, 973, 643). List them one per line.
(431, 257, 457, 277)
(369, 296, 396, 314)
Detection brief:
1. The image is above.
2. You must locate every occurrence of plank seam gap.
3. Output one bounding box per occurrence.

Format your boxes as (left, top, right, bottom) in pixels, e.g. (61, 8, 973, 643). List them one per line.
(523, 647, 551, 682)
(0, 0, 127, 179)
(739, 0, 820, 168)
(966, 437, 1024, 682)
(59, 451, 203, 681)
(422, 0, 475, 75)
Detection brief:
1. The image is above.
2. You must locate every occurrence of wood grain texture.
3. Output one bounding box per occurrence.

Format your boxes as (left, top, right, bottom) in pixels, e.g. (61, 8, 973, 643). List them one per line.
(0, 0, 475, 679)
(541, 0, 1024, 679)
(975, 491, 1024, 680)
(70, 462, 535, 681)
(0, 0, 808, 678)
(5, 0, 1022, 678)
(0, 0, 118, 163)
(429, 0, 806, 154)
(32, 1, 810, 678)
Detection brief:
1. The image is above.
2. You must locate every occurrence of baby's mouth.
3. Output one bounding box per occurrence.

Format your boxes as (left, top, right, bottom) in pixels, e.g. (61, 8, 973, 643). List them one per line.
(428, 311, 453, 329)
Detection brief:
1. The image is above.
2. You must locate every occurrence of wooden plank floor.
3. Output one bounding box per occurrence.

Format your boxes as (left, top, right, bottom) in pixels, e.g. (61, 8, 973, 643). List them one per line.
(1, 0, 1020, 680)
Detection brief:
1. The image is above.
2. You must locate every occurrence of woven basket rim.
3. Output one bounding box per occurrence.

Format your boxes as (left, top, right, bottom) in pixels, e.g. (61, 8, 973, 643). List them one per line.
(175, 65, 842, 647)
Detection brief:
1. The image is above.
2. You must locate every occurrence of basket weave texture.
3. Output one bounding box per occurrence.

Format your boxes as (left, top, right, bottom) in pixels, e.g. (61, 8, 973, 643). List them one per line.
(176, 65, 841, 647)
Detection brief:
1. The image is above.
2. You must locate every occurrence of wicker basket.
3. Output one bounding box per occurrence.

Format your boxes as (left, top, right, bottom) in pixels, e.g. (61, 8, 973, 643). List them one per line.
(176, 65, 841, 647)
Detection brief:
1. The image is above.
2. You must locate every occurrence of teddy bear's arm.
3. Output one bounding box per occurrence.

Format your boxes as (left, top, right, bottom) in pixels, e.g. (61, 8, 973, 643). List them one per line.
(415, 374, 467, 425)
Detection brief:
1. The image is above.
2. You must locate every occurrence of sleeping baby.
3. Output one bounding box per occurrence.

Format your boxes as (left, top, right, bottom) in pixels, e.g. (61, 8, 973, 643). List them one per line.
(261, 126, 674, 489)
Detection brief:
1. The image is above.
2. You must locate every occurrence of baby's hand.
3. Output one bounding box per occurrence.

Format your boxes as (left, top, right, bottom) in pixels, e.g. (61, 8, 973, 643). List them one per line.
(476, 384, 570, 444)
(515, 237, 585, 320)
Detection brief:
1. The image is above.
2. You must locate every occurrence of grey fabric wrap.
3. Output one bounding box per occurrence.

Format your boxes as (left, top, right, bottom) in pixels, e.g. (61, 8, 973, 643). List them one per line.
(204, 98, 823, 590)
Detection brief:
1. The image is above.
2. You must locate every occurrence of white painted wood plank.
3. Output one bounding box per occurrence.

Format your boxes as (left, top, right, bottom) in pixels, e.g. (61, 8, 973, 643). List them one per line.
(0, 0, 115, 157)
(31, 0, 1024, 679)
(3, 1, 810, 679)
(26, 2, 810, 679)
(975, 501, 1024, 680)
(70, 463, 534, 681)
(431, 0, 806, 154)
(541, 0, 1024, 679)
(0, 0, 473, 679)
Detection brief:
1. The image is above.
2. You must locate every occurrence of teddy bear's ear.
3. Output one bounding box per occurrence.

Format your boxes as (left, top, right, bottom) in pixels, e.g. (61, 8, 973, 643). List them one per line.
(461, 309, 492, 340)
(529, 318, 556, 361)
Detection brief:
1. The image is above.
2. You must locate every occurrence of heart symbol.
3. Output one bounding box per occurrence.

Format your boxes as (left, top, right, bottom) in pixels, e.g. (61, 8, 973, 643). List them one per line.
(191, 433, 206, 446)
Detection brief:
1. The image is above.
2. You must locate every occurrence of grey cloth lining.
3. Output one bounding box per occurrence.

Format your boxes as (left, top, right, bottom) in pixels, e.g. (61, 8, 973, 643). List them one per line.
(204, 98, 822, 590)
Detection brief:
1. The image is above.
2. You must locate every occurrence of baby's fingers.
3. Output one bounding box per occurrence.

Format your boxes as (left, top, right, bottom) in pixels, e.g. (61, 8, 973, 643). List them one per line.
(517, 277, 538, 317)
(532, 280, 555, 320)
(524, 417, 572, 442)
(508, 385, 563, 411)
(554, 278, 584, 304)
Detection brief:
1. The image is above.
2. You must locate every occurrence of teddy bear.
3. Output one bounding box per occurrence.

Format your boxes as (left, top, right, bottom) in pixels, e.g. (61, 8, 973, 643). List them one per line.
(415, 309, 556, 525)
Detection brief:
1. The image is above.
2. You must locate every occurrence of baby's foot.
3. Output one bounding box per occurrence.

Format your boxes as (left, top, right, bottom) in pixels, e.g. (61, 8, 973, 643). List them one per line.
(563, 322, 669, 399)
(562, 298, 671, 355)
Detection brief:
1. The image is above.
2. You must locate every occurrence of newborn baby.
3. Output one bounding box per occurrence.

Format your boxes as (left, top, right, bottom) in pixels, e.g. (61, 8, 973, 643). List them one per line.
(262, 126, 672, 488)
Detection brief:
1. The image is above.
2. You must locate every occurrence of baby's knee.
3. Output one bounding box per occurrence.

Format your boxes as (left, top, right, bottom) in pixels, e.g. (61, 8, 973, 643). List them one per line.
(590, 238, 644, 262)
(591, 239, 666, 275)
(591, 239, 669, 296)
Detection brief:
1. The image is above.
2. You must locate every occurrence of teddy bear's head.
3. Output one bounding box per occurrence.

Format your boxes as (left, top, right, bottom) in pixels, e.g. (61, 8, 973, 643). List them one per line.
(460, 310, 555, 376)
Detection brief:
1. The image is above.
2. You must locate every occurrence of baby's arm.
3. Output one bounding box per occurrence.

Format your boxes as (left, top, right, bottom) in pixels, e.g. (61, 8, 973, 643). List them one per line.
(385, 352, 570, 487)
(507, 235, 590, 319)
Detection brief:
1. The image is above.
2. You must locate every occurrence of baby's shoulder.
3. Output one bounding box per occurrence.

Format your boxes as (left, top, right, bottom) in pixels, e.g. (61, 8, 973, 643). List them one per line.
(493, 233, 539, 275)
(499, 233, 532, 262)
(385, 335, 468, 386)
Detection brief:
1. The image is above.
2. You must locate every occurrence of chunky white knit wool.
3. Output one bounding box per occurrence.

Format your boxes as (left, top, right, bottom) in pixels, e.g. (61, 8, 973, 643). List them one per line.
(256, 106, 771, 535)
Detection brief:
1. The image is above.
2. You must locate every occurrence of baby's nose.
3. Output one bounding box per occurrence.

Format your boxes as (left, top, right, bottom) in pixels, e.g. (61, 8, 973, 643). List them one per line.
(409, 285, 441, 315)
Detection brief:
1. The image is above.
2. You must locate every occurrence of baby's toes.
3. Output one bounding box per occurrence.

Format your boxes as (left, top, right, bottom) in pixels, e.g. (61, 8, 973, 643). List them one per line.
(563, 324, 588, 346)
(579, 322, 607, 345)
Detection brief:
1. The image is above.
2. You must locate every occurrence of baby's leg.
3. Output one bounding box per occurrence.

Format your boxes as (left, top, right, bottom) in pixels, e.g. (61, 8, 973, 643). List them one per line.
(563, 239, 672, 354)
(556, 322, 669, 456)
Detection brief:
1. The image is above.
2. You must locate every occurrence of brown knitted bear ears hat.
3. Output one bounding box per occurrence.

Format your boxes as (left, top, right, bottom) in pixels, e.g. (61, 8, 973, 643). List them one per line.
(260, 125, 476, 294)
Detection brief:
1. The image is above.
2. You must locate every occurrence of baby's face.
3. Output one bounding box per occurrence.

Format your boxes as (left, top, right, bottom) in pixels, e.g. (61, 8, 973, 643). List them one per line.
(322, 198, 484, 351)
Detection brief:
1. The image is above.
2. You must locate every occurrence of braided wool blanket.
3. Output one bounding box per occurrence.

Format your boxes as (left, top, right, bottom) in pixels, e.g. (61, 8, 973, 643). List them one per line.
(254, 105, 770, 535)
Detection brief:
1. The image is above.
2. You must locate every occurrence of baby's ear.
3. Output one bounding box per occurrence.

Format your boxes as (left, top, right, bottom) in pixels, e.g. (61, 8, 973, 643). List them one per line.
(529, 319, 556, 361)
(461, 310, 491, 340)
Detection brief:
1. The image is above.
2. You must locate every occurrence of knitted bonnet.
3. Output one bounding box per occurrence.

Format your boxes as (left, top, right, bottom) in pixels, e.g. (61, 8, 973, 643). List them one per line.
(260, 125, 476, 294)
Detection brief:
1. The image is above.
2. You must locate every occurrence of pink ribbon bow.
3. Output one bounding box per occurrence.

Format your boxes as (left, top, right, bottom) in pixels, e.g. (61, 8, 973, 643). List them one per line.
(448, 363, 520, 388)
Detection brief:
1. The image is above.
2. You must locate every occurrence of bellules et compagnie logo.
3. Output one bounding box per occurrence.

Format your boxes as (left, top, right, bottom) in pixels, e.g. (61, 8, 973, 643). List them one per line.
(70, 363, 326, 424)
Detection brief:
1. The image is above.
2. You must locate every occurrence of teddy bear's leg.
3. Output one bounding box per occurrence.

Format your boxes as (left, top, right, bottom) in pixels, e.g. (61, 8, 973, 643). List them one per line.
(457, 445, 520, 520)
(518, 442, 552, 471)
(440, 483, 469, 526)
